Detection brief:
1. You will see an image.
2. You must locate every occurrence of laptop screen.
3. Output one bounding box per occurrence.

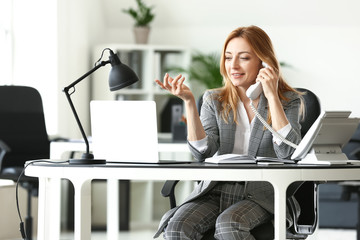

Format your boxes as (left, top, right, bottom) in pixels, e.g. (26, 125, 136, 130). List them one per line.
(90, 100, 159, 163)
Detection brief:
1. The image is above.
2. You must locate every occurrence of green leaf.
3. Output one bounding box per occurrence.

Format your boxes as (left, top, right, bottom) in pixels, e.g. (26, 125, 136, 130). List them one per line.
(122, 0, 155, 27)
(167, 51, 223, 89)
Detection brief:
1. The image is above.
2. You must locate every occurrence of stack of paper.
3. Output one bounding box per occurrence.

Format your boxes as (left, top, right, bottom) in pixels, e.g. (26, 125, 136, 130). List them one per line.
(205, 154, 296, 164)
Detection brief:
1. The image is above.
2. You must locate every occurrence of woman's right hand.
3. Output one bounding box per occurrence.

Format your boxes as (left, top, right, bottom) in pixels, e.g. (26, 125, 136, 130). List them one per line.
(156, 73, 206, 141)
(154, 73, 194, 102)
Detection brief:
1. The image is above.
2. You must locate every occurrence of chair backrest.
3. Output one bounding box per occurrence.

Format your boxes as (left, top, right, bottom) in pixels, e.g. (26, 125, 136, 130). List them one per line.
(296, 88, 321, 138)
(0, 86, 50, 170)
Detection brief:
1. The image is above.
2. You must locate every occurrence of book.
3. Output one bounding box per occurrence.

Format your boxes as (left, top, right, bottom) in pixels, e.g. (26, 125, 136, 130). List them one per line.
(256, 156, 296, 164)
(205, 154, 256, 164)
(205, 154, 296, 164)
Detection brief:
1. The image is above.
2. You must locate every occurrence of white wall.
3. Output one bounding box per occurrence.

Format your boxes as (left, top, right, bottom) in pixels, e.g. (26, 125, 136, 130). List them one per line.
(0, 183, 38, 239)
(57, 0, 106, 138)
(269, 26, 360, 116)
(58, 0, 360, 138)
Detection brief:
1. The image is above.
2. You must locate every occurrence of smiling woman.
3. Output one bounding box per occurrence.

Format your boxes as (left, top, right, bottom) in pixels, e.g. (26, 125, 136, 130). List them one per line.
(153, 26, 303, 240)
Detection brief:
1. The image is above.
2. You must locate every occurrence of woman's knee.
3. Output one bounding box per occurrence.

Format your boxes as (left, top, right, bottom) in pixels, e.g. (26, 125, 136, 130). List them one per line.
(215, 210, 250, 231)
(214, 212, 254, 240)
(164, 220, 196, 239)
(214, 201, 271, 239)
(164, 208, 214, 239)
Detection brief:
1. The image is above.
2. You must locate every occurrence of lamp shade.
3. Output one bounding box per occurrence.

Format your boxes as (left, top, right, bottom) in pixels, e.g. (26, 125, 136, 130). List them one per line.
(108, 50, 139, 91)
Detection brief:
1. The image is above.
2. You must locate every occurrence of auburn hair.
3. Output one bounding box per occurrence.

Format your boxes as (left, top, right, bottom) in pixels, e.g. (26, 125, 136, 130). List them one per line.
(217, 25, 302, 124)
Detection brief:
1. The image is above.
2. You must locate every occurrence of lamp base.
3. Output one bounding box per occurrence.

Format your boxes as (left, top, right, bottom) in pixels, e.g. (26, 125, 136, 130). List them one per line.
(69, 159, 106, 165)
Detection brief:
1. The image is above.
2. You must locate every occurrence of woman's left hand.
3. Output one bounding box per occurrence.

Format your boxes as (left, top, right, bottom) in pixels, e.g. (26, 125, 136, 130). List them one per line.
(256, 66, 279, 100)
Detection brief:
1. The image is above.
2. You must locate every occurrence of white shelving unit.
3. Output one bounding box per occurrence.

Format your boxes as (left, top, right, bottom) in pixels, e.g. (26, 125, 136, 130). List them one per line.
(91, 44, 191, 129)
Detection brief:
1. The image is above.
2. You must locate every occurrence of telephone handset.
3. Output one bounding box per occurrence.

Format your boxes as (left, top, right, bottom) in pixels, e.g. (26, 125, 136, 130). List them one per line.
(246, 82, 262, 100)
(246, 62, 268, 100)
(246, 62, 298, 149)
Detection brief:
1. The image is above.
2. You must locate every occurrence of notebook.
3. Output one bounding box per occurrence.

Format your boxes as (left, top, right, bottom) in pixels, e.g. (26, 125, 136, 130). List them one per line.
(90, 100, 190, 164)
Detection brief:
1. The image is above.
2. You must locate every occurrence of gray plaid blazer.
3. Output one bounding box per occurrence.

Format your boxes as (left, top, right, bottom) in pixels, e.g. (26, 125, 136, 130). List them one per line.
(154, 90, 302, 238)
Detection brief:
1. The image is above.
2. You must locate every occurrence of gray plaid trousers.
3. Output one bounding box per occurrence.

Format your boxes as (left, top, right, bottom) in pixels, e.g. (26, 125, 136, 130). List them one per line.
(163, 182, 272, 240)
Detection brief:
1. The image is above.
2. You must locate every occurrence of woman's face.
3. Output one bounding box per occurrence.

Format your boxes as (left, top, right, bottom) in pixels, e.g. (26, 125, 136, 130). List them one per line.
(224, 37, 262, 89)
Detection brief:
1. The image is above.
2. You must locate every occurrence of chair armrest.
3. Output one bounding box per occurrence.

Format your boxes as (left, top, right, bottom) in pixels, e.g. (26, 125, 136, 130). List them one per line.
(0, 140, 11, 171)
(288, 181, 319, 235)
(287, 181, 304, 198)
(49, 136, 70, 142)
(161, 180, 179, 209)
(0, 140, 10, 152)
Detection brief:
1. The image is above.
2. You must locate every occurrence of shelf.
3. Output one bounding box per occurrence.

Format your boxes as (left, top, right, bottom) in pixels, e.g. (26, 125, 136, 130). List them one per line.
(115, 89, 148, 95)
(91, 44, 191, 130)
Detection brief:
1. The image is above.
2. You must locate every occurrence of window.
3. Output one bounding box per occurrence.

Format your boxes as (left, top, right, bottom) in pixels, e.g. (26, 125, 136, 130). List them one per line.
(0, 0, 58, 135)
(0, 0, 13, 85)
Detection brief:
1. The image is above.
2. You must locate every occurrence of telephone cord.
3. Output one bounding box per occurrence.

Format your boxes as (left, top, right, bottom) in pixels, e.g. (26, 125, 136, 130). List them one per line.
(250, 100, 298, 149)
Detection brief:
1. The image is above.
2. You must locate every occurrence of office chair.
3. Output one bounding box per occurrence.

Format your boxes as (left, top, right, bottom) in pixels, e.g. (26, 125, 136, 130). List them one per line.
(0, 85, 50, 240)
(161, 88, 321, 239)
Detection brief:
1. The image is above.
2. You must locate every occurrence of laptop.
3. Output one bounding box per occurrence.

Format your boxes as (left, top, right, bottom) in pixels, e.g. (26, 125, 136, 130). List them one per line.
(90, 100, 191, 164)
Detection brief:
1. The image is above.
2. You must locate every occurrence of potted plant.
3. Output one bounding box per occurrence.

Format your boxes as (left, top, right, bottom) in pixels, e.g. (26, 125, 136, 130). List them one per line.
(168, 51, 223, 90)
(122, 0, 155, 44)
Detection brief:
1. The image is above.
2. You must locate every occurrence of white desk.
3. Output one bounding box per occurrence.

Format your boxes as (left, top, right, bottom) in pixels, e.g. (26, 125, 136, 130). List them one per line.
(50, 140, 191, 160)
(46, 140, 192, 239)
(25, 161, 360, 240)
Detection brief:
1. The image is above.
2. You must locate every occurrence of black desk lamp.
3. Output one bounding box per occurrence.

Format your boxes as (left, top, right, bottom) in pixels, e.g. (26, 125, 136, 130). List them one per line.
(63, 48, 139, 164)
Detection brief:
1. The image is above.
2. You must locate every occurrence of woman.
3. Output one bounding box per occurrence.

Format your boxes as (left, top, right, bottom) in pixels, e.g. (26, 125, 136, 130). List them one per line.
(153, 25, 303, 240)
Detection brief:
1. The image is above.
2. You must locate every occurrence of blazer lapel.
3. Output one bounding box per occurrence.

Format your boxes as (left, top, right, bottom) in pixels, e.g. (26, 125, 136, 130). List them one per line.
(219, 110, 237, 154)
(248, 94, 268, 157)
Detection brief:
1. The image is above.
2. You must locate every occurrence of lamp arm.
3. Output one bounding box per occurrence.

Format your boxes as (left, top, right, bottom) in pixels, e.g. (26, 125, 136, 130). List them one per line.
(63, 60, 111, 158)
(65, 60, 110, 89)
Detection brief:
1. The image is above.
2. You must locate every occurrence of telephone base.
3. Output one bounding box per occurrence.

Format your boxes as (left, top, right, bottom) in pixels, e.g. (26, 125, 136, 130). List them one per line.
(297, 153, 348, 165)
(297, 145, 349, 165)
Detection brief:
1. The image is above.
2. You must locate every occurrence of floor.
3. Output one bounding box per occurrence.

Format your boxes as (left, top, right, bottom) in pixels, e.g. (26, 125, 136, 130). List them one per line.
(58, 228, 357, 240)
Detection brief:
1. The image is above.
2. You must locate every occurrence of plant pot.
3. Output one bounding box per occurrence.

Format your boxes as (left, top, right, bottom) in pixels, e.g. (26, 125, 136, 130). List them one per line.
(133, 26, 150, 44)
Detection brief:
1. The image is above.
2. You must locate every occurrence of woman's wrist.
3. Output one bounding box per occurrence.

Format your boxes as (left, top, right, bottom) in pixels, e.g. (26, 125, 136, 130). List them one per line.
(184, 95, 196, 108)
